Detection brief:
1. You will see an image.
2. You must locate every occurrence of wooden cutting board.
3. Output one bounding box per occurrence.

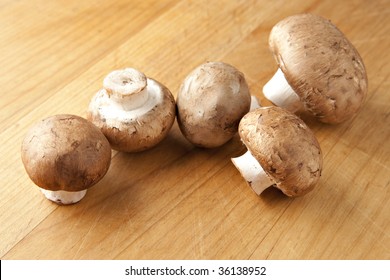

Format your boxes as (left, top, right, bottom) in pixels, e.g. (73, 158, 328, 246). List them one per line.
(0, 0, 389, 259)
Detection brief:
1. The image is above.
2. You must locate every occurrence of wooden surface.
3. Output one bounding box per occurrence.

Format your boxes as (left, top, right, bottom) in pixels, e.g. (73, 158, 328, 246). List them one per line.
(0, 0, 389, 260)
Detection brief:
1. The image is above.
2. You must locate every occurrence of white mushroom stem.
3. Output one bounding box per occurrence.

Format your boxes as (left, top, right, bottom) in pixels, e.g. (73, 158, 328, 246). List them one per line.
(250, 95, 261, 111)
(103, 68, 149, 111)
(263, 68, 303, 112)
(231, 150, 275, 195)
(40, 189, 87, 205)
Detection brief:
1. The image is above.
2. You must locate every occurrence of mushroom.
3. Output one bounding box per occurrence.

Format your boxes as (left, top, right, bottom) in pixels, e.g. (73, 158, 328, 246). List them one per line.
(176, 61, 252, 148)
(21, 114, 112, 205)
(263, 13, 368, 124)
(231, 106, 323, 197)
(87, 68, 176, 152)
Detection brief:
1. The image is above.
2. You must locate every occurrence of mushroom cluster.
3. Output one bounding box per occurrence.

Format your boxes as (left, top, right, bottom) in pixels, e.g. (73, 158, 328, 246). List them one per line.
(230, 13, 367, 196)
(21, 13, 367, 205)
(21, 68, 177, 205)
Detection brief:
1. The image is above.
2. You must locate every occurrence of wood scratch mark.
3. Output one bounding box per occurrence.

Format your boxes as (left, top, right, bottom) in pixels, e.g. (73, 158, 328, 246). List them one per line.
(73, 203, 107, 259)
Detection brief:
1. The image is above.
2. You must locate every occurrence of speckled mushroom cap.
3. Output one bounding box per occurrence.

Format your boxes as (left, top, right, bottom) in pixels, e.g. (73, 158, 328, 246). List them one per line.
(238, 107, 323, 197)
(269, 13, 368, 124)
(21, 114, 112, 192)
(177, 61, 251, 148)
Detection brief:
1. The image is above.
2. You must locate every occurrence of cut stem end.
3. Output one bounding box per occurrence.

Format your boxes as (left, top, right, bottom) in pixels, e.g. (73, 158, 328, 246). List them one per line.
(103, 68, 149, 111)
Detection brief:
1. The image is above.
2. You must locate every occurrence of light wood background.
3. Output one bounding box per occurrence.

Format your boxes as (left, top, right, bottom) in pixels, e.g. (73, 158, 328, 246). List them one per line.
(1, 0, 389, 260)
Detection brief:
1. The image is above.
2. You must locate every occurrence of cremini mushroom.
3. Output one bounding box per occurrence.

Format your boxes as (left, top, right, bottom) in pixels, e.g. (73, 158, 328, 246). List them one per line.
(176, 61, 252, 148)
(263, 13, 368, 124)
(231, 106, 323, 197)
(21, 114, 111, 205)
(87, 68, 176, 152)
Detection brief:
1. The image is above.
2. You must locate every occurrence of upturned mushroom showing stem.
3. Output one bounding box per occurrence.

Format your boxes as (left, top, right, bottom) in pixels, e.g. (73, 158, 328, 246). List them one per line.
(232, 107, 323, 197)
(21, 114, 112, 205)
(88, 68, 176, 152)
(263, 14, 368, 124)
(103, 68, 150, 111)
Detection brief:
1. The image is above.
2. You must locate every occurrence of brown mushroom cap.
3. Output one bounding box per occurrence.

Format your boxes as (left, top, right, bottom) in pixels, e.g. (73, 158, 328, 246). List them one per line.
(239, 106, 322, 196)
(269, 13, 368, 124)
(177, 61, 251, 148)
(21, 114, 111, 192)
(88, 76, 176, 153)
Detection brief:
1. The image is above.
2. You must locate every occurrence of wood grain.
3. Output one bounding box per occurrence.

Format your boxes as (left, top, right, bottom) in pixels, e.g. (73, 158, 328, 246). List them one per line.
(0, 0, 389, 259)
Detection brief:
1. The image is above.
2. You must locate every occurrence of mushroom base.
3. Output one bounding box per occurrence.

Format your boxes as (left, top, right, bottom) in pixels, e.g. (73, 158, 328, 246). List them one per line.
(40, 188, 87, 205)
(231, 150, 275, 195)
(263, 68, 303, 112)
